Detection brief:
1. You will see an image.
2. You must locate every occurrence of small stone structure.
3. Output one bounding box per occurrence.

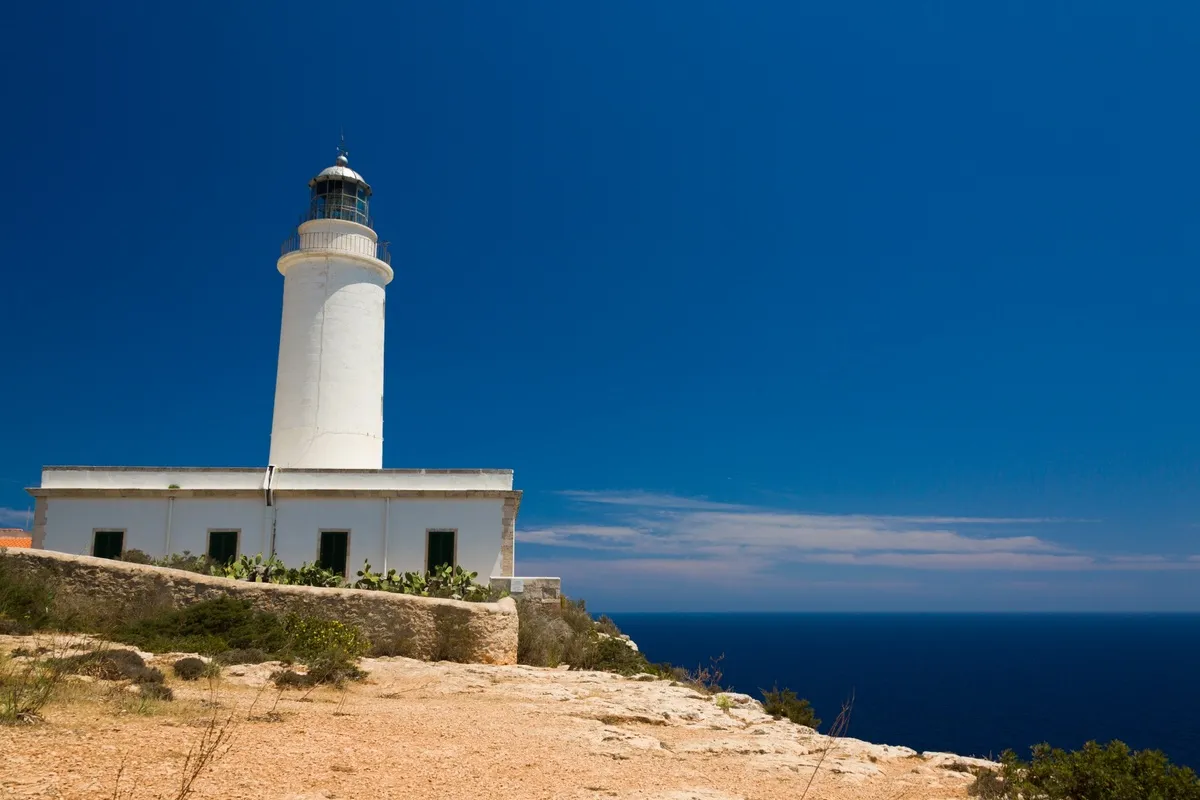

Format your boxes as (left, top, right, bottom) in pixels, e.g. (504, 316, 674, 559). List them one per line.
(1, 548, 518, 664)
(490, 576, 562, 605)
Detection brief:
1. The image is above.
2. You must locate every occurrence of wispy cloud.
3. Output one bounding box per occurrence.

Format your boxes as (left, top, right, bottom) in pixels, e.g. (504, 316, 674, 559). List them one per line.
(0, 507, 32, 528)
(523, 491, 1197, 580)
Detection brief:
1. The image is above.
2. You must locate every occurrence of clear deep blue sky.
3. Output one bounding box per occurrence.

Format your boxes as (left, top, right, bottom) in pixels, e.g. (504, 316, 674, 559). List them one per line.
(3, 1, 1199, 611)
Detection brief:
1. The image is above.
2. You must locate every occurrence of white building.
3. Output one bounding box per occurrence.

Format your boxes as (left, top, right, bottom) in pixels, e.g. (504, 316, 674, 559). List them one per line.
(26, 151, 547, 593)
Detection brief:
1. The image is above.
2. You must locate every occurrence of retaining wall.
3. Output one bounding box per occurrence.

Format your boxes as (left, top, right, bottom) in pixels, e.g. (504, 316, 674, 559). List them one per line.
(0, 547, 518, 664)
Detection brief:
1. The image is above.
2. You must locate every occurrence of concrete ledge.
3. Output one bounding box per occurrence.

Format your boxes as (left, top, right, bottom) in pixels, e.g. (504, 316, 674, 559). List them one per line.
(1, 548, 518, 665)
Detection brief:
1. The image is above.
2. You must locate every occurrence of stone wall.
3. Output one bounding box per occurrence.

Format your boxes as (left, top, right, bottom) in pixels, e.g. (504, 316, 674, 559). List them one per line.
(490, 576, 561, 605)
(1, 548, 518, 665)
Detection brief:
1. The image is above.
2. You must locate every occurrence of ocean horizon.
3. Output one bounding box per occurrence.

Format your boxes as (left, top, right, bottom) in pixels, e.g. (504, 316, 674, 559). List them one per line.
(602, 612, 1200, 771)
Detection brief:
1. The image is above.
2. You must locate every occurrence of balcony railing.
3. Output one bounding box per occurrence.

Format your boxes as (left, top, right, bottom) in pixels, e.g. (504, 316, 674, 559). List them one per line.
(280, 230, 392, 266)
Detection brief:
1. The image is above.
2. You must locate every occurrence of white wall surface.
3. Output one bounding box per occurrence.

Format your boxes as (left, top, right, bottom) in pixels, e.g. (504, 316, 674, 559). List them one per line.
(274, 470, 513, 492)
(37, 467, 513, 492)
(269, 220, 391, 470)
(41, 496, 505, 580)
(43, 497, 171, 556)
(273, 497, 504, 579)
(41, 468, 265, 491)
(384, 499, 505, 580)
(169, 498, 269, 558)
(272, 497, 386, 573)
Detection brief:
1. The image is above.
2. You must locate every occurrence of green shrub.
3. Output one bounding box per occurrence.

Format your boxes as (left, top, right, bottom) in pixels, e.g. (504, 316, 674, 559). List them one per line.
(214, 553, 289, 583)
(0, 561, 55, 632)
(172, 656, 216, 681)
(571, 635, 651, 676)
(115, 597, 289, 655)
(119, 549, 153, 564)
(281, 614, 369, 662)
(48, 649, 164, 684)
(761, 685, 821, 730)
(213, 648, 269, 665)
(280, 562, 343, 588)
(270, 669, 310, 689)
(353, 560, 498, 601)
(153, 551, 218, 574)
(516, 597, 572, 666)
(139, 682, 174, 701)
(516, 595, 663, 677)
(971, 741, 1200, 800)
(271, 659, 365, 690)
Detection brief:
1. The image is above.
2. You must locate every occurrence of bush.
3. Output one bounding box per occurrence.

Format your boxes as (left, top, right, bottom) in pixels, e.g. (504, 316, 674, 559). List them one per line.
(516, 595, 664, 678)
(154, 551, 218, 574)
(48, 649, 164, 684)
(271, 659, 365, 690)
(282, 615, 369, 662)
(516, 598, 573, 666)
(571, 635, 650, 676)
(0, 561, 55, 632)
(172, 656, 218, 681)
(213, 648, 269, 666)
(761, 685, 821, 730)
(119, 549, 153, 564)
(116, 597, 289, 655)
(139, 682, 174, 701)
(270, 669, 310, 689)
(971, 741, 1200, 800)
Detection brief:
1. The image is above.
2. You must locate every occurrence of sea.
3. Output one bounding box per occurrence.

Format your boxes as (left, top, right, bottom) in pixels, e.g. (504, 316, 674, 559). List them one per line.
(602, 613, 1200, 770)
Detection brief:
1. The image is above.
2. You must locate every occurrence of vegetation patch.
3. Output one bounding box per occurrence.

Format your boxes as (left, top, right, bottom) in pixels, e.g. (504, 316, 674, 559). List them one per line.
(48, 648, 164, 684)
(119, 550, 504, 601)
(760, 685, 821, 730)
(0, 652, 63, 725)
(969, 740, 1200, 800)
(172, 656, 219, 681)
(212, 647, 269, 666)
(0, 560, 55, 633)
(115, 597, 289, 655)
(138, 682, 174, 702)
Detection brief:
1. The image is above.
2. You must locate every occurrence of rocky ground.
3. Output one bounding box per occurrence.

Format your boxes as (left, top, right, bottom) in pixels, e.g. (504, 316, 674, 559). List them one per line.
(0, 634, 994, 799)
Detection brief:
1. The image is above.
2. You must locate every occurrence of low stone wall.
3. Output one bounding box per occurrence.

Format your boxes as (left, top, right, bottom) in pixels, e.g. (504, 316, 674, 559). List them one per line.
(490, 576, 561, 605)
(1, 548, 518, 664)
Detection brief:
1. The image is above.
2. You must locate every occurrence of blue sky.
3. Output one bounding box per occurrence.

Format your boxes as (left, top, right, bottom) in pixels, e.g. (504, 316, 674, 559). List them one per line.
(2, 1, 1199, 611)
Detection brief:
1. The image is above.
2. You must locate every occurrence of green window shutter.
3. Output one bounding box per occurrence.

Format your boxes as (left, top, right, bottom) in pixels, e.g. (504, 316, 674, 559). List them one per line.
(319, 531, 349, 576)
(426, 530, 455, 573)
(93, 530, 124, 560)
(207, 531, 239, 565)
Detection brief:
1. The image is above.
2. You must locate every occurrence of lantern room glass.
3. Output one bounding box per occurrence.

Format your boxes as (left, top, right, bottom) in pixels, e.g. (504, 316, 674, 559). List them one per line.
(309, 178, 371, 226)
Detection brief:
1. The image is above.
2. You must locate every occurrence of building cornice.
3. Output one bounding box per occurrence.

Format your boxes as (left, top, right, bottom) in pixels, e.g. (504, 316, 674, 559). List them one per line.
(26, 487, 523, 509)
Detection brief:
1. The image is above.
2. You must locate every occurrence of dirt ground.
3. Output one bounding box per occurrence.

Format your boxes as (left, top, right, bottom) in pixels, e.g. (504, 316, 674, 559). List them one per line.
(0, 635, 990, 800)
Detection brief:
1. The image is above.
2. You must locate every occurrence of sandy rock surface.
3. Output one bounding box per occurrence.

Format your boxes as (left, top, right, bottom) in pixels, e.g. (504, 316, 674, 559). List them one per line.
(0, 635, 993, 799)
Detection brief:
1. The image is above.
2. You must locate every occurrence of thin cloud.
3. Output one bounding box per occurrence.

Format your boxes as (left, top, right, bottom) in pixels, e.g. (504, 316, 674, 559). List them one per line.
(801, 552, 1097, 570)
(558, 490, 745, 511)
(522, 490, 1195, 578)
(0, 507, 32, 528)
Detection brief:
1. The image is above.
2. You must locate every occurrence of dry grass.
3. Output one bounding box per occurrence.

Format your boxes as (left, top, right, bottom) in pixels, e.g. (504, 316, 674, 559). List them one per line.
(801, 691, 856, 800)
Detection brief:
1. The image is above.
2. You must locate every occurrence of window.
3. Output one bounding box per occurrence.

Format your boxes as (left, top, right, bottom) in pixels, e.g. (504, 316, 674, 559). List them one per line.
(93, 530, 124, 560)
(207, 530, 239, 565)
(318, 531, 349, 577)
(426, 530, 456, 573)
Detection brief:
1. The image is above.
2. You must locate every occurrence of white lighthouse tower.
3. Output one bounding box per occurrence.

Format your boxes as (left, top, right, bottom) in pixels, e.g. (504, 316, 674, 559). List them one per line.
(268, 149, 394, 469)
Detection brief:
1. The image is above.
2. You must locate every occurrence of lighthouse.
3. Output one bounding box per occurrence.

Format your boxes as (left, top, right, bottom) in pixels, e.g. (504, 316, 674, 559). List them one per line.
(27, 144, 558, 603)
(268, 150, 394, 469)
